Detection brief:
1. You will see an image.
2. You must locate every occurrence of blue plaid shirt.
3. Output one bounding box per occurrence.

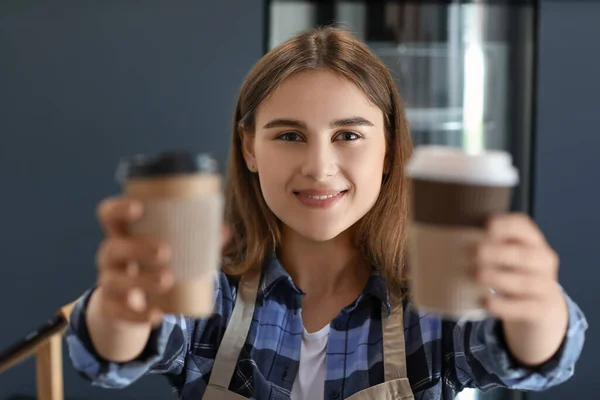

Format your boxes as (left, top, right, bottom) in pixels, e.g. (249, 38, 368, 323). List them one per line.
(66, 254, 587, 399)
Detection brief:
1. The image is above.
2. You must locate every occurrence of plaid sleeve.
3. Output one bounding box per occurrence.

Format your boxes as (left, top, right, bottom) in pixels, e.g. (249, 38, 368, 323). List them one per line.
(445, 287, 588, 392)
(64, 271, 233, 389)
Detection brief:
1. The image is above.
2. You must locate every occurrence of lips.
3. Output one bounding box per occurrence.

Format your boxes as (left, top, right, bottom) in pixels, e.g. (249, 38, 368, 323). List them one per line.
(293, 189, 348, 208)
(294, 189, 347, 197)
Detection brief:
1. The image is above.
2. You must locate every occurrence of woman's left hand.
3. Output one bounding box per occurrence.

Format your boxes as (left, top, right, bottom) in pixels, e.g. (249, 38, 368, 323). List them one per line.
(473, 213, 569, 366)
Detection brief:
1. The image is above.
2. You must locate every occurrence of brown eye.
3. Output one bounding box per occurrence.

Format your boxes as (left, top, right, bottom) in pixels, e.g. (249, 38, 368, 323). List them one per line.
(277, 132, 302, 141)
(336, 131, 360, 141)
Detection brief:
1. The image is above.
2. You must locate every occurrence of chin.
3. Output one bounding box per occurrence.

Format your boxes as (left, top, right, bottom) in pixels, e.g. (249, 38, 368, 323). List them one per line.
(297, 228, 344, 242)
(284, 219, 353, 243)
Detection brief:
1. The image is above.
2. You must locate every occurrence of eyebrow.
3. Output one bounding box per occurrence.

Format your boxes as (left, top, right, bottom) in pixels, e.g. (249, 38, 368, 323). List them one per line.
(262, 116, 375, 129)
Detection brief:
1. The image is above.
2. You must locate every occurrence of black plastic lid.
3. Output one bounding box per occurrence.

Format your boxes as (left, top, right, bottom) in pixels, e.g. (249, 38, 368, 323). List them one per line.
(116, 151, 218, 183)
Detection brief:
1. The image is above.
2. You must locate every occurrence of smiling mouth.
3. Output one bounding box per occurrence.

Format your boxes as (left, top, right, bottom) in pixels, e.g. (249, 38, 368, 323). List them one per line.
(292, 190, 348, 208)
(295, 191, 347, 200)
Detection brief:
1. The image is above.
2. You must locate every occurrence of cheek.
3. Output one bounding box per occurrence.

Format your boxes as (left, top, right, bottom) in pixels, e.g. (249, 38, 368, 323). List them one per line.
(258, 169, 285, 196)
(346, 145, 386, 184)
(344, 147, 386, 213)
(254, 140, 289, 169)
(254, 144, 292, 203)
(257, 171, 291, 222)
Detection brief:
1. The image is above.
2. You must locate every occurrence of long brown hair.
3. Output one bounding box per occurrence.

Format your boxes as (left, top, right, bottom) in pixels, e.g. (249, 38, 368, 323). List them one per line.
(223, 26, 413, 298)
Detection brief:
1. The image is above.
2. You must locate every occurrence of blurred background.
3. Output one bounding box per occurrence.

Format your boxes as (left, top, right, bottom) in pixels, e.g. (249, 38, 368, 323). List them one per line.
(0, 0, 597, 399)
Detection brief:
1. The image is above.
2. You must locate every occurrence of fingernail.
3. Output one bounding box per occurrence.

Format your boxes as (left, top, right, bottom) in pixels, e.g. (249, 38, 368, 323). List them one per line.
(126, 262, 139, 277)
(159, 272, 173, 288)
(128, 288, 146, 311)
(155, 245, 171, 262)
(129, 202, 143, 217)
(150, 310, 163, 327)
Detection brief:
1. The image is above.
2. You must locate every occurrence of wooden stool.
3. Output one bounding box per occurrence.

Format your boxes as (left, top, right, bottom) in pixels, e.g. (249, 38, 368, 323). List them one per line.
(0, 301, 77, 400)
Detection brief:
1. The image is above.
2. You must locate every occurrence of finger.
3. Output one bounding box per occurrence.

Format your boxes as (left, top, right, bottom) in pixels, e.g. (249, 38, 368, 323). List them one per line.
(486, 213, 546, 246)
(476, 267, 547, 298)
(97, 196, 144, 236)
(101, 290, 163, 324)
(97, 237, 171, 270)
(150, 311, 165, 328)
(100, 263, 174, 295)
(474, 241, 558, 276)
(484, 294, 544, 322)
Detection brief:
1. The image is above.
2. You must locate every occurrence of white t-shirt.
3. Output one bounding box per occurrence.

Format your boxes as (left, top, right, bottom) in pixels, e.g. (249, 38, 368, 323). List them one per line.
(290, 323, 330, 400)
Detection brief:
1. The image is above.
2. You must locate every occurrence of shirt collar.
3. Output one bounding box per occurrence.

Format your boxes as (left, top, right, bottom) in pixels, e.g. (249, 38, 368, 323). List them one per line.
(336, 270, 392, 315)
(259, 252, 392, 314)
(259, 252, 303, 299)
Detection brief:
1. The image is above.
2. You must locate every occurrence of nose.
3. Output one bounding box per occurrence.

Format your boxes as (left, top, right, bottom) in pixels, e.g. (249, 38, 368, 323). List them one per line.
(300, 140, 339, 181)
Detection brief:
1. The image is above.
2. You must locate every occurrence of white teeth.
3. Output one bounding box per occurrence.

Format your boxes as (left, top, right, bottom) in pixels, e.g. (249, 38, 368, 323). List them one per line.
(303, 193, 339, 200)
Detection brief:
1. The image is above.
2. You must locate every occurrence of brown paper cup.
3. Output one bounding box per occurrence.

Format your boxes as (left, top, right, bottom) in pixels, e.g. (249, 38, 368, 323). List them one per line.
(119, 153, 224, 318)
(406, 147, 518, 320)
(409, 180, 512, 319)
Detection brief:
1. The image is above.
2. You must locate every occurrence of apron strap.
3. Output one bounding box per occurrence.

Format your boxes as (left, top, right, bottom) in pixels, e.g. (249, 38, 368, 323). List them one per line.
(207, 271, 261, 390)
(381, 298, 408, 382)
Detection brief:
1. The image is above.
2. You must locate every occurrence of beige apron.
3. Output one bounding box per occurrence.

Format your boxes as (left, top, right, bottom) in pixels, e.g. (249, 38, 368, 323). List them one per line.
(202, 272, 414, 400)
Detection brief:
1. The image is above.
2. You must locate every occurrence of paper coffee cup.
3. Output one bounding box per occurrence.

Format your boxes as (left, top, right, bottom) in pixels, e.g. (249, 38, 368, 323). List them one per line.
(116, 152, 224, 317)
(405, 146, 518, 319)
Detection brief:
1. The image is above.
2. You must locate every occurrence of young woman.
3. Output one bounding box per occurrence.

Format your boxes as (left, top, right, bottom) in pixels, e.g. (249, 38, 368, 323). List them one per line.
(66, 27, 587, 400)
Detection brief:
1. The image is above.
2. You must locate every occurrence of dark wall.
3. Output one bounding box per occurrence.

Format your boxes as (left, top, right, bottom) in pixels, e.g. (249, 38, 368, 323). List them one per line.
(530, 1, 599, 398)
(0, 1, 263, 398)
(1, 0, 597, 399)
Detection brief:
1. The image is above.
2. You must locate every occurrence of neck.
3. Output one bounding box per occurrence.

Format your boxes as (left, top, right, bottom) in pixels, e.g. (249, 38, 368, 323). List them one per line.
(278, 226, 371, 298)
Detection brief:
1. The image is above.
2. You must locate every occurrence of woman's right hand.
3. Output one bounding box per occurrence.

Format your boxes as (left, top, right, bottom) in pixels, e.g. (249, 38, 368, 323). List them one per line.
(94, 196, 173, 327)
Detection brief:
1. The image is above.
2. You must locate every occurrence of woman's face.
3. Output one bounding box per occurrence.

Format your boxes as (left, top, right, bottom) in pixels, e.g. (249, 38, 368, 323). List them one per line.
(244, 70, 387, 242)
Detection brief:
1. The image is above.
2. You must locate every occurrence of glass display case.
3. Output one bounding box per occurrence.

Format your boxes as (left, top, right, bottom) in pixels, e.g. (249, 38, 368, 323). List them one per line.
(267, 1, 537, 399)
(267, 0, 536, 214)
